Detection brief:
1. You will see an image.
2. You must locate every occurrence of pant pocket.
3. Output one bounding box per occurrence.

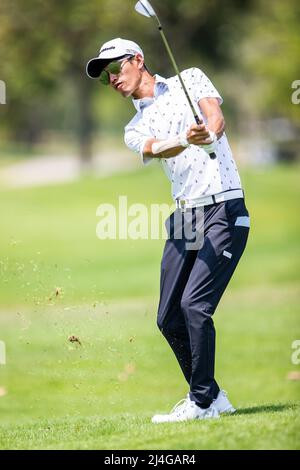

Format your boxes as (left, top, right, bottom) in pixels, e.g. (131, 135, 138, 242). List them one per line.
(222, 225, 249, 264)
(225, 199, 250, 228)
(220, 200, 250, 263)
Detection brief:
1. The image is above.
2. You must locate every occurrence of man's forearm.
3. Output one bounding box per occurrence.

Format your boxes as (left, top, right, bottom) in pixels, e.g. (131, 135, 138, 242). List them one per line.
(142, 120, 214, 159)
(142, 137, 187, 159)
(157, 145, 185, 159)
(198, 98, 226, 140)
(206, 112, 225, 140)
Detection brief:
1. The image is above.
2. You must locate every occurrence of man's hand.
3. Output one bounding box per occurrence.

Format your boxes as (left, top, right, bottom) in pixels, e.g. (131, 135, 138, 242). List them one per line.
(186, 123, 212, 146)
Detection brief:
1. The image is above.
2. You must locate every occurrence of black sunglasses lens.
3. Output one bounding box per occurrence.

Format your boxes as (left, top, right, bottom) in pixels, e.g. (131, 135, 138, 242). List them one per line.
(107, 62, 122, 74)
(99, 70, 110, 85)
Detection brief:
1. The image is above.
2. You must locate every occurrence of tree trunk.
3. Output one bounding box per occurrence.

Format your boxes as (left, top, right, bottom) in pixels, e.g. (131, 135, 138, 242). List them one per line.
(76, 77, 94, 170)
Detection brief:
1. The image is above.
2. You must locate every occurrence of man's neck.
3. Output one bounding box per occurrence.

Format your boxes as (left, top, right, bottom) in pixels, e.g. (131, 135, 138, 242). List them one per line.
(132, 71, 156, 100)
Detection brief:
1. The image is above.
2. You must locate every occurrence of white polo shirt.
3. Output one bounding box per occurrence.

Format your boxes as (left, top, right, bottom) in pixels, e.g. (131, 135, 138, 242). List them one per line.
(124, 67, 242, 201)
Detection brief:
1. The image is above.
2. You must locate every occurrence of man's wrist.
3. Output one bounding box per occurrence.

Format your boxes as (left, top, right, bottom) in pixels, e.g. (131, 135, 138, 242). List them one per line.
(200, 131, 217, 153)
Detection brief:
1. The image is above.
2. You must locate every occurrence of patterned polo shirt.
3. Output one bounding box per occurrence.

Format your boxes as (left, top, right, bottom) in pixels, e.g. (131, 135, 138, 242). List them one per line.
(124, 68, 242, 201)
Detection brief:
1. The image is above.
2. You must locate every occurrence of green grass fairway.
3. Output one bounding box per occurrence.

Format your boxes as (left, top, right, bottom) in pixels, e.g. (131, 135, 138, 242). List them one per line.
(0, 163, 299, 449)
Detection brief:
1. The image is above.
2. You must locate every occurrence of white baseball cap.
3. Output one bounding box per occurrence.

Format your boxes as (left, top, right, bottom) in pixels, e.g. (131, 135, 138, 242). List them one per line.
(86, 38, 144, 79)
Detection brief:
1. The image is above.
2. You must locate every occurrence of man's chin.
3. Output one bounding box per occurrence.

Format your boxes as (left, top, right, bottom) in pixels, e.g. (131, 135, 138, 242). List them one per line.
(120, 89, 133, 98)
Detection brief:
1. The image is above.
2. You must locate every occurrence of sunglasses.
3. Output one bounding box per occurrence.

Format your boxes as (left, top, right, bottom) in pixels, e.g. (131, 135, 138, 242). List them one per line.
(99, 56, 134, 85)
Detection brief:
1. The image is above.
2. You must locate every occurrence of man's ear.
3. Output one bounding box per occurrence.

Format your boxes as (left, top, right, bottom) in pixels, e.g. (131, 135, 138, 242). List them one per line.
(136, 53, 145, 70)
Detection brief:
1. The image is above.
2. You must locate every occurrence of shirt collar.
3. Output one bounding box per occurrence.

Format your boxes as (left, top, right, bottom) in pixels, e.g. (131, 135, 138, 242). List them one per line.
(132, 74, 169, 112)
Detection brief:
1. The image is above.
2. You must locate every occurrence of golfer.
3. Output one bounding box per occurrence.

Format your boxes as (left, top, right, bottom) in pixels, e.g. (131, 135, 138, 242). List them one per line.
(86, 38, 250, 422)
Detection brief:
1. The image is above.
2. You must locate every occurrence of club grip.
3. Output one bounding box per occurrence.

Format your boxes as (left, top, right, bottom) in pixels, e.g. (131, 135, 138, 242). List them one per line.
(194, 115, 217, 160)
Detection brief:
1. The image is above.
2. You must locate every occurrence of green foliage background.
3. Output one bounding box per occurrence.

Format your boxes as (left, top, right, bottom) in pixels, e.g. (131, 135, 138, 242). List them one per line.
(0, 0, 299, 159)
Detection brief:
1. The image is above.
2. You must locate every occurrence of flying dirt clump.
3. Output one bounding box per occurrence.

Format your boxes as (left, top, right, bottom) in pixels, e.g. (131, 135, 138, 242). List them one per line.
(55, 287, 62, 297)
(68, 335, 82, 346)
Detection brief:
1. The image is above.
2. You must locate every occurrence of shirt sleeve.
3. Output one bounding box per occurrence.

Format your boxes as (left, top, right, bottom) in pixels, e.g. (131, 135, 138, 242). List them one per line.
(187, 67, 223, 105)
(124, 115, 154, 165)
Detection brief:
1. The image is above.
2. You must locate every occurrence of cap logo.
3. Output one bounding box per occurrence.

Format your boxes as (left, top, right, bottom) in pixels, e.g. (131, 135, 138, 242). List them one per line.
(101, 46, 116, 53)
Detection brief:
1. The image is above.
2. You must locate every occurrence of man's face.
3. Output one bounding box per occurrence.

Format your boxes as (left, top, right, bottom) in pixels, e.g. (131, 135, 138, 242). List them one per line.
(107, 55, 144, 98)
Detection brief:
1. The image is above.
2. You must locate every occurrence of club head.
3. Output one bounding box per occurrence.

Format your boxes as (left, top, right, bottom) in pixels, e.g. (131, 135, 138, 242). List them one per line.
(135, 0, 156, 18)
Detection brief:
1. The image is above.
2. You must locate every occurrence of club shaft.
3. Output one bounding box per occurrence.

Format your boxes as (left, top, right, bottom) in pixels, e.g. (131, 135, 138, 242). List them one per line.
(152, 15, 216, 159)
(158, 28, 199, 118)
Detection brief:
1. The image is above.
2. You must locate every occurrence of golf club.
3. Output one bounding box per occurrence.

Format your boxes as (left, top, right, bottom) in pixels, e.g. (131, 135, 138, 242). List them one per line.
(135, 0, 217, 159)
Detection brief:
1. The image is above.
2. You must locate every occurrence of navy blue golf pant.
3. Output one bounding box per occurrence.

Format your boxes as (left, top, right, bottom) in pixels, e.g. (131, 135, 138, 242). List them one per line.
(157, 197, 250, 408)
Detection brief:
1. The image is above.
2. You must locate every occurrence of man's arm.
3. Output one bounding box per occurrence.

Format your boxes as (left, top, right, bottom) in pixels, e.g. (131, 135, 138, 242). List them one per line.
(142, 98, 225, 159)
(142, 122, 211, 159)
(142, 138, 181, 159)
(198, 97, 225, 140)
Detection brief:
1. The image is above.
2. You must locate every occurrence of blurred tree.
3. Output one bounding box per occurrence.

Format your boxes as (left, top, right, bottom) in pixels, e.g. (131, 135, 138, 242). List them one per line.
(0, 0, 255, 163)
(0, 0, 298, 164)
(229, 0, 300, 123)
(0, 0, 132, 163)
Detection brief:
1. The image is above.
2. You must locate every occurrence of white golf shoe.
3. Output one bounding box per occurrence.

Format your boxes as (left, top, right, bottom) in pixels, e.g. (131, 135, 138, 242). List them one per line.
(213, 390, 236, 414)
(151, 395, 219, 423)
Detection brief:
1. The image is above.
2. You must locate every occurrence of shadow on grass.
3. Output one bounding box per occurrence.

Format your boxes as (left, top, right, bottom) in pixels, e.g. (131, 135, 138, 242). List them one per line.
(236, 403, 297, 416)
